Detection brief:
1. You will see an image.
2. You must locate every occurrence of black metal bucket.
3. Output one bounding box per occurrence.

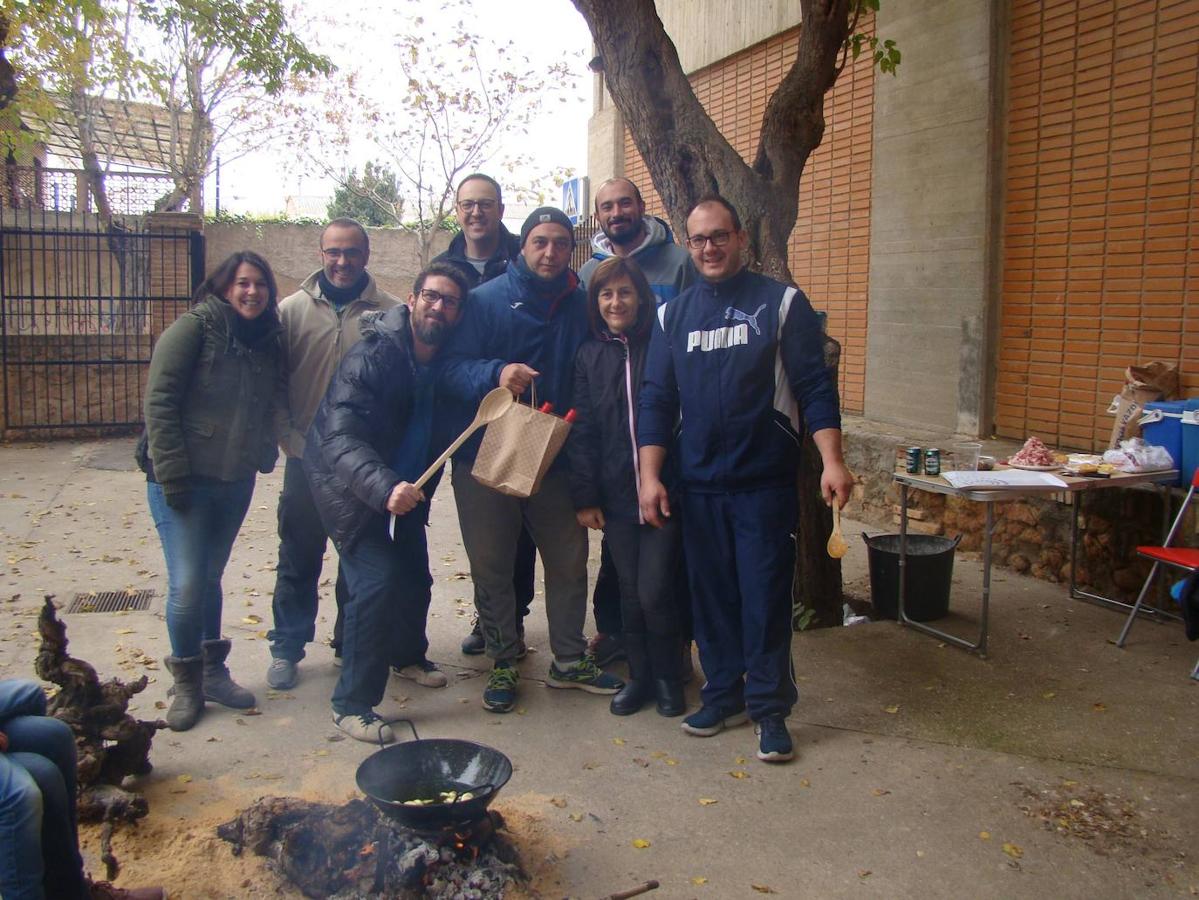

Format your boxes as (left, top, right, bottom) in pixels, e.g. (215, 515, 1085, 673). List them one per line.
(355, 720, 513, 831)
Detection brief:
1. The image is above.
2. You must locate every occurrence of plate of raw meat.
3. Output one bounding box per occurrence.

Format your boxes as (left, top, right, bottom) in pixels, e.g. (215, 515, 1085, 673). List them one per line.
(1004, 436, 1061, 470)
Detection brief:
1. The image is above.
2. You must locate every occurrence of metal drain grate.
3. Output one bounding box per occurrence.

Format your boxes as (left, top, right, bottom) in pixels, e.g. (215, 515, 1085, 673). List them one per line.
(67, 589, 155, 613)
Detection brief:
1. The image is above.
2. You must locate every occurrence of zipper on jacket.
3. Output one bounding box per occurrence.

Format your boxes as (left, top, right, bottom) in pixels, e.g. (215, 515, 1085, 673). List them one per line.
(620, 336, 644, 525)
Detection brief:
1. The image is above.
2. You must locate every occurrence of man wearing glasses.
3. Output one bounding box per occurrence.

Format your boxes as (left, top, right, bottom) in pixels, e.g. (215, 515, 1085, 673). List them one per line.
(433, 174, 539, 660)
(434, 173, 521, 288)
(442, 207, 625, 713)
(304, 263, 472, 743)
(267, 218, 405, 691)
(638, 195, 853, 764)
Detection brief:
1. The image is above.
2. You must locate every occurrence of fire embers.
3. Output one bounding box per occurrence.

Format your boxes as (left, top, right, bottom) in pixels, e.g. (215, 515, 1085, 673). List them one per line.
(217, 797, 523, 898)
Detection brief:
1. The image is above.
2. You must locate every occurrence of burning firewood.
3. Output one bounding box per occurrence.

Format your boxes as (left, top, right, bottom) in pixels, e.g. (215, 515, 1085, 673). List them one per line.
(34, 596, 165, 879)
(217, 796, 524, 898)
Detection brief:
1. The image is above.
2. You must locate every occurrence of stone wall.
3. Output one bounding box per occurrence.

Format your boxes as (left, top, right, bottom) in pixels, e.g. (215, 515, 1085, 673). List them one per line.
(841, 416, 1187, 603)
(204, 222, 450, 301)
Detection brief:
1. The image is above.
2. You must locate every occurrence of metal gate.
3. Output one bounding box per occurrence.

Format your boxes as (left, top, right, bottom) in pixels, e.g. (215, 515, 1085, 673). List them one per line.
(0, 208, 203, 438)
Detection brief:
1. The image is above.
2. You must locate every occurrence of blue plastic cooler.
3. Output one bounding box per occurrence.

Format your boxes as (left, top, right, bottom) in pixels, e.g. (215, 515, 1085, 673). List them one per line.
(1140, 399, 1199, 485)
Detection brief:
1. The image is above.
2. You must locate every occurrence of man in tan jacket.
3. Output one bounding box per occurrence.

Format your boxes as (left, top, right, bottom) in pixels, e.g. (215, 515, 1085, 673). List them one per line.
(266, 218, 404, 690)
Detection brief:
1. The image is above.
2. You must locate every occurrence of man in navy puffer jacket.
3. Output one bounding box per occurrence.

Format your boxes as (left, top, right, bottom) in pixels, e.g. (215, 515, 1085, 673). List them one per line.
(638, 195, 855, 763)
(441, 207, 624, 713)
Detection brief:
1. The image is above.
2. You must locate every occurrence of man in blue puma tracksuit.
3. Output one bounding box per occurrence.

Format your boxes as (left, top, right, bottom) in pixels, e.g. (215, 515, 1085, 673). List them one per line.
(637, 195, 854, 763)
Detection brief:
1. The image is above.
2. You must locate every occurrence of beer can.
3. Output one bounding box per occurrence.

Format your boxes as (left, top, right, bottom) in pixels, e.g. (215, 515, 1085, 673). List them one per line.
(905, 447, 922, 474)
(924, 448, 941, 477)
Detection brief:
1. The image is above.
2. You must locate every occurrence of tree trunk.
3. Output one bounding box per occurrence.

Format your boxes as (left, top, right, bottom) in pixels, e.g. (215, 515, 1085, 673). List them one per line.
(573, 0, 856, 625)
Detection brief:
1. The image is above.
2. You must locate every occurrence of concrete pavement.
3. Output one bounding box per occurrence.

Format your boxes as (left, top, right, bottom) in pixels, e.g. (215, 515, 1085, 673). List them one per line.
(0, 437, 1195, 898)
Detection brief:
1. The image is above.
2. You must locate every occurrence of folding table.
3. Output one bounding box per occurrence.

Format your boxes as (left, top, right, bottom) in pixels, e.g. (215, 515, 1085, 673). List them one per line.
(892, 466, 1178, 656)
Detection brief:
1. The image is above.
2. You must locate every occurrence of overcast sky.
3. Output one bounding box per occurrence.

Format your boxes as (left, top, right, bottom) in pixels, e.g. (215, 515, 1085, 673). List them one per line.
(207, 0, 594, 219)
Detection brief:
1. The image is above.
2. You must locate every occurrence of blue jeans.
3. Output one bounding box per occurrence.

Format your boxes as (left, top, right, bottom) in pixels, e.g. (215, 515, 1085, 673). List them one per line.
(147, 477, 255, 658)
(333, 513, 432, 716)
(0, 679, 88, 900)
(268, 458, 348, 662)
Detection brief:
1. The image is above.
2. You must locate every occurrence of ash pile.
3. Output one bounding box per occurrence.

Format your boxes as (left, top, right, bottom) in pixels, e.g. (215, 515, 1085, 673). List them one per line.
(217, 796, 523, 899)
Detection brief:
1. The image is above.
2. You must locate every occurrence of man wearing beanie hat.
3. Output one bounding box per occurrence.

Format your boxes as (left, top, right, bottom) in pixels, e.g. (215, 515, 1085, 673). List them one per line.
(442, 207, 625, 713)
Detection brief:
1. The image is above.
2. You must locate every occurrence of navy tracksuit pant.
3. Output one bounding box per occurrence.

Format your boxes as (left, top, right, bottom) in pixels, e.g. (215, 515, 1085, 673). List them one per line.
(682, 484, 799, 720)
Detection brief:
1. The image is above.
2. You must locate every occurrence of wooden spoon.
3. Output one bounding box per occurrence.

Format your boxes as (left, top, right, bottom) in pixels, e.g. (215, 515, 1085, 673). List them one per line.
(826, 501, 848, 559)
(413, 387, 513, 490)
(390, 387, 514, 538)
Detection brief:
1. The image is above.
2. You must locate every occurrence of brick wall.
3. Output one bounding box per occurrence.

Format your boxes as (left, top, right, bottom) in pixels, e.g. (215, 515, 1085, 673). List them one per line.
(997, 0, 1199, 450)
(622, 24, 876, 414)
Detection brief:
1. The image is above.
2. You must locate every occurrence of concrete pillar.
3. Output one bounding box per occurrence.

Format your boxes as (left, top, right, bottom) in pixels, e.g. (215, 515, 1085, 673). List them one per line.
(863, 0, 1005, 437)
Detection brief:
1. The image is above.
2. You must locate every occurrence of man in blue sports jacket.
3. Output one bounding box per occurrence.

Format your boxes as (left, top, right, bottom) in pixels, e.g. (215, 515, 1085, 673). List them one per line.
(441, 207, 624, 714)
(637, 195, 854, 763)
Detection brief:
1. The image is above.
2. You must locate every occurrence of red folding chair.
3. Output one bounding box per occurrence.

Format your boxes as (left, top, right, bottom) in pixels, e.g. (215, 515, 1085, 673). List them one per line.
(1115, 466, 1199, 679)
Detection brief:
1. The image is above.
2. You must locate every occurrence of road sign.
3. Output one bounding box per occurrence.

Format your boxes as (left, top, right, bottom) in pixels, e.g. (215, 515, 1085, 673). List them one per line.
(562, 176, 589, 225)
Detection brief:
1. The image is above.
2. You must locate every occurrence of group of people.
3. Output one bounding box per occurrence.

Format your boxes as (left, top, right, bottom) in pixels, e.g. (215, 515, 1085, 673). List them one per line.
(2, 174, 851, 898)
(133, 173, 853, 764)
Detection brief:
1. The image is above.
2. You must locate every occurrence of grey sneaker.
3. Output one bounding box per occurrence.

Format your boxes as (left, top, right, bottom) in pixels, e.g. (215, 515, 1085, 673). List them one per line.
(332, 711, 395, 745)
(547, 656, 624, 694)
(266, 658, 297, 690)
(393, 660, 448, 688)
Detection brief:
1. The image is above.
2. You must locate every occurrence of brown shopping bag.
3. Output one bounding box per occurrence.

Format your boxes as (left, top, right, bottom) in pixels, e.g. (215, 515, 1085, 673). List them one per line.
(471, 397, 572, 497)
(1106, 361, 1180, 448)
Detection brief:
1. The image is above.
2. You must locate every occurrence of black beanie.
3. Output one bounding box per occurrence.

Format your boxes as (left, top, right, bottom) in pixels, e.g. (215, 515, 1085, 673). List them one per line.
(520, 207, 574, 246)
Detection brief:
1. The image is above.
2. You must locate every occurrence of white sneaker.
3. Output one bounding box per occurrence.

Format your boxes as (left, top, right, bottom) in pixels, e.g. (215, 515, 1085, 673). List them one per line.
(332, 711, 395, 744)
(393, 660, 448, 688)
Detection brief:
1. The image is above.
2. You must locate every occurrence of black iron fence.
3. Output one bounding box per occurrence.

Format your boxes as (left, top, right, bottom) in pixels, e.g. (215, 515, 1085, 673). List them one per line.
(572, 215, 598, 272)
(0, 207, 203, 438)
(2, 165, 184, 216)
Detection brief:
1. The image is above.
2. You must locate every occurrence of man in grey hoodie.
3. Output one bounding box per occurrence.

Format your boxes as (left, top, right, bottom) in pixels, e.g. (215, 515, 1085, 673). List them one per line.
(579, 177, 696, 304)
(578, 178, 697, 667)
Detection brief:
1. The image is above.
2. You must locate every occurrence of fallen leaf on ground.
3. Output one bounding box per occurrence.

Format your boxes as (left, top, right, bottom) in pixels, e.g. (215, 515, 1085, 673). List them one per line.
(1092, 702, 1107, 713)
(857, 870, 872, 879)
(612, 737, 626, 746)
(1042, 691, 1056, 700)
(734, 756, 747, 765)
(177, 774, 192, 784)
(698, 798, 718, 806)
(691, 876, 708, 885)
(568, 813, 583, 822)
(1002, 842, 1023, 859)
(549, 797, 568, 808)
(241, 615, 262, 625)
(799, 778, 811, 788)
(751, 884, 777, 893)
(979, 831, 991, 840)
(884, 705, 900, 714)
(729, 770, 749, 779)
(632, 838, 651, 849)
(872, 788, 891, 797)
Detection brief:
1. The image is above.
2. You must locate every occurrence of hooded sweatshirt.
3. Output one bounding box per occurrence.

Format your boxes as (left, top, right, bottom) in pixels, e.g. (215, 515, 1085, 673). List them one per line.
(578, 215, 696, 304)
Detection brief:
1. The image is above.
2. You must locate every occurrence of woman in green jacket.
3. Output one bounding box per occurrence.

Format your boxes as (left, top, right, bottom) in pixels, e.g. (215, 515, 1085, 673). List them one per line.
(142, 251, 283, 731)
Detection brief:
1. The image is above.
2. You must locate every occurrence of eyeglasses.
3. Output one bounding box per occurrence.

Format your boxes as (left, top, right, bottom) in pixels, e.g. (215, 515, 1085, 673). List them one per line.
(418, 288, 462, 311)
(321, 247, 365, 261)
(457, 199, 497, 213)
(685, 230, 733, 250)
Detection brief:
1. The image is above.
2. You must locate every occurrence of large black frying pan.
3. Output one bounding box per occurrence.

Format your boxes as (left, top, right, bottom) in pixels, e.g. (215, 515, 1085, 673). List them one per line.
(355, 720, 513, 831)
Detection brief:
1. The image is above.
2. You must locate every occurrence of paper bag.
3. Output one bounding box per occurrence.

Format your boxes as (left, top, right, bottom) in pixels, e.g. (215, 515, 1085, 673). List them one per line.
(1106, 361, 1180, 448)
(472, 401, 572, 497)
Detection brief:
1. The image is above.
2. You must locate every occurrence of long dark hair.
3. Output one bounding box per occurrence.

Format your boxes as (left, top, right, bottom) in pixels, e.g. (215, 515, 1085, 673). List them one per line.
(194, 251, 279, 307)
(585, 256, 655, 341)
